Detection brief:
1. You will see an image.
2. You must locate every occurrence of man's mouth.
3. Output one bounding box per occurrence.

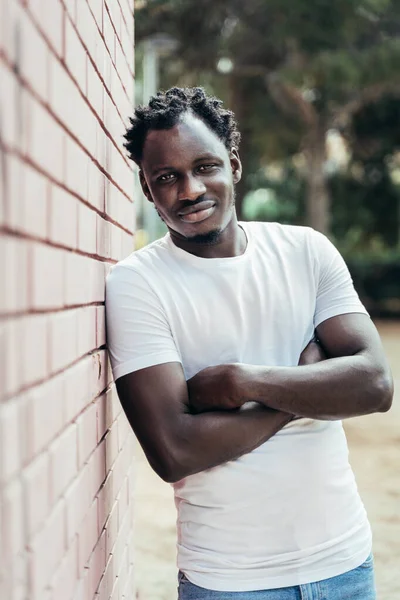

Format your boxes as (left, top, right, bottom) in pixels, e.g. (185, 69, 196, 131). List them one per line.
(178, 200, 216, 224)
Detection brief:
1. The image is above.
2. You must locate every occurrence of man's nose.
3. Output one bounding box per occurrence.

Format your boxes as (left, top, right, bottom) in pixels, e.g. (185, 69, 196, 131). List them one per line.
(177, 173, 207, 201)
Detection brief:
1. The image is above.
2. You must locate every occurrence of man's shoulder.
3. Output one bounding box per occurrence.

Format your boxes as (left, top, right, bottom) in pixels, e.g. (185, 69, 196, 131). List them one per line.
(244, 221, 314, 248)
(106, 235, 171, 286)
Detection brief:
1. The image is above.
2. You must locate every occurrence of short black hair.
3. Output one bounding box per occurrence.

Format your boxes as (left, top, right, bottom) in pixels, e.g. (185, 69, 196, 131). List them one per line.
(123, 86, 241, 165)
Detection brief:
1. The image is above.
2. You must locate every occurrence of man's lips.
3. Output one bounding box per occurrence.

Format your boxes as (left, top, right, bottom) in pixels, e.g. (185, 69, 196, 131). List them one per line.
(178, 200, 216, 224)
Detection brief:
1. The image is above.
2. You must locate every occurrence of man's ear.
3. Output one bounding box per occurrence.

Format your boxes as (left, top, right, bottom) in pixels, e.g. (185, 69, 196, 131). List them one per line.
(230, 148, 242, 184)
(139, 170, 154, 203)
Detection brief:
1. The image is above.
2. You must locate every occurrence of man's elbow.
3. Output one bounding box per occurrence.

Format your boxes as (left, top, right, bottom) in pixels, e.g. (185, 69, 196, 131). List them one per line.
(373, 369, 394, 413)
(151, 445, 193, 484)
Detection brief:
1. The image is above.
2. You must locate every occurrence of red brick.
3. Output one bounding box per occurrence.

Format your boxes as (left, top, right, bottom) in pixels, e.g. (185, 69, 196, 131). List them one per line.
(77, 498, 98, 570)
(96, 214, 112, 258)
(77, 401, 97, 468)
(91, 350, 113, 399)
(50, 185, 78, 249)
(0, 0, 19, 64)
(65, 16, 87, 93)
(23, 452, 51, 539)
(103, 96, 124, 153)
(49, 423, 78, 502)
(0, 235, 29, 315)
(78, 305, 97, 357)
(63, 356, 92, 423)
(97, 470, 114, 532)
(65, 137, 89, 201)
(2, 318, 23, 399)
(87, 59, 104, 121)
(31, 243, 64, 310)
(29, 96, 65, 183)
(103, 7, 116, 63)
(62, 0, 76, 22)
(105, 0, 122, 41)
(87, 159, 105, 212)
(112, 510, 130, 577)
(105, 424, 119, 472)
(102, 49, 113, 98)
(118, 0, 134, 47)
(28, 0, 64, 57)
(65, 439, 106, 541)
(21, 163, 49, 239)
(96, 306, 106, 348)
(0, 399, 21, 484)
(110, 64, 130, 114)
(96, 552, 115, 600)
(75, 0, 99, 64)
(1, 479, 25, 558)
(18, 6, 49, 100)
(115, 44, 132, 100)
(28, 373, 65, 456)
(29, 500, 66, 600)
(78, 202, 97, 254)
(85, 529, 107, 599)
(88, 0, 103, 32)
(121, 228, 134, 258)
(104, 499, 119, 557)
(0, 63, 18, 148)
(21, 314, 48, 388)
(114, 153, 134, 201)
(105, 180, 134, 230)
(49, 309, 79, 373)
(64, 253, 105, 306)
(96, 387, 121, 443)
(3, 153, 24, 232)
(50, 534, 79, 600)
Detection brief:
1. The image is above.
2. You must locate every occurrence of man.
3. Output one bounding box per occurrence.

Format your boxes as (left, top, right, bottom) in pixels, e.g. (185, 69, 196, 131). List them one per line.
(105, 87, 393, 599)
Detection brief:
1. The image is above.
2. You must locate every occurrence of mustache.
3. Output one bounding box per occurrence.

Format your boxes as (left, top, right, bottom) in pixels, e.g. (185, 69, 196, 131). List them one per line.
(176, 195, 213, 212)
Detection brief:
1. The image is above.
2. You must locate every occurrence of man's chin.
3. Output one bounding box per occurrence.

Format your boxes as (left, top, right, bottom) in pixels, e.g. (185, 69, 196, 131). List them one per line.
(184, 228, 222, 245)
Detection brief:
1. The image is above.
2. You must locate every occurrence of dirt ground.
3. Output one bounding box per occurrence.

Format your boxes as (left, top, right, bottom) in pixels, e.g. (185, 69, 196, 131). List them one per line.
(134, 321, 400, 600)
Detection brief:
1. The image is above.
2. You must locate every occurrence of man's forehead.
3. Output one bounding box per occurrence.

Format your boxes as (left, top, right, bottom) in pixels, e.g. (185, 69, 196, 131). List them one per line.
(142, 114, 227, 166)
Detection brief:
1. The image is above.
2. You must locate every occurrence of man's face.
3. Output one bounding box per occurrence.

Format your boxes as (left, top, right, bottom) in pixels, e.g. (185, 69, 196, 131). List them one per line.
(139, 113, 242, 243)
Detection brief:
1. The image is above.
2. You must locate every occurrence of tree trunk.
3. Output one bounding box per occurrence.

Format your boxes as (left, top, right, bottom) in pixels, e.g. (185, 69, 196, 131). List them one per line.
(303, 121, 330, 234)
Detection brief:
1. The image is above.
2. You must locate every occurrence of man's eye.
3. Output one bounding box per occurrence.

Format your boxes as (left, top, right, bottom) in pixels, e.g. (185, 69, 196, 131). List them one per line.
(198, 164, 216, 172)
(158, 173, 176, 182)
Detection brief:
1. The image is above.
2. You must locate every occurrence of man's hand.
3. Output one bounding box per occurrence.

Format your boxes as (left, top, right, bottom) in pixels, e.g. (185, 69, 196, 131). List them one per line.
(188, 339, 328, 414)
(298, 339, 327, 366)
(187, 364, 245, 414)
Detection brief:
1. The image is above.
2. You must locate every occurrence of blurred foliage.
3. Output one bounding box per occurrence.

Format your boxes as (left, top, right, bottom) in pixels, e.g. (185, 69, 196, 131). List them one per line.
(136, 0, 400, 232)
(136, 0, 400, 310)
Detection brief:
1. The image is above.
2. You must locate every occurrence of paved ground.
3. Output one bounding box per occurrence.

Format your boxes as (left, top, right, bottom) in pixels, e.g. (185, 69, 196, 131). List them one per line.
(134, 321, 400, 600)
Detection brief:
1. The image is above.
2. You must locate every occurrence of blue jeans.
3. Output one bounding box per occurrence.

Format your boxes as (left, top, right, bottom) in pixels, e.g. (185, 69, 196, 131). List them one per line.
(178, 554, 376, 599)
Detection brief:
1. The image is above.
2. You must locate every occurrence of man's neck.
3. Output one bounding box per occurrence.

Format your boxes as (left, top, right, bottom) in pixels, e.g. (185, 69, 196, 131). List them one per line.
(169, 218, 247, 259)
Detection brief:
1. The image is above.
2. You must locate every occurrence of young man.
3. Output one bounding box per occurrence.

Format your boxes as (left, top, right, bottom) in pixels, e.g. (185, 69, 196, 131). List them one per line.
(105, 87, 393, 599)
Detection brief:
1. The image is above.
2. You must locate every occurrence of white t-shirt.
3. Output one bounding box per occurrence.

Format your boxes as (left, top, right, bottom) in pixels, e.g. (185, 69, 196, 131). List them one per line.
(106, 221, 372, 591)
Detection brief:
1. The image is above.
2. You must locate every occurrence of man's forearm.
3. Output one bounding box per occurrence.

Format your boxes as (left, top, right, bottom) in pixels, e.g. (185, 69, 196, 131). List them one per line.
(237, 354, 392, 420)
(158, 405, 292, 482)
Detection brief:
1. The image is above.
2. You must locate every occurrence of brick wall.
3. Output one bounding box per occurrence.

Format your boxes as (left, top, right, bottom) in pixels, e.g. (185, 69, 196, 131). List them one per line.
(0, 1, 136, 599)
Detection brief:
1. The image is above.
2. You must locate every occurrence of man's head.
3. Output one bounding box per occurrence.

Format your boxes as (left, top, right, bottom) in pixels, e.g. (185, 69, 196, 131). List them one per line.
(124, 87, 242, 245)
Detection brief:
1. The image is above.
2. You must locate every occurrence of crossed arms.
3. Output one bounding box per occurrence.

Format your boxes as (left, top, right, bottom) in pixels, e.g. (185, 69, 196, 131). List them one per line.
(115, 313, 393, 483)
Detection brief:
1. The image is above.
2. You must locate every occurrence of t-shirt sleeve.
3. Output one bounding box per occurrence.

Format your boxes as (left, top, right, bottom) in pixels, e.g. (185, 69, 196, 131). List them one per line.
(105, 264, 182, 381)
(310, 229, 368, 328)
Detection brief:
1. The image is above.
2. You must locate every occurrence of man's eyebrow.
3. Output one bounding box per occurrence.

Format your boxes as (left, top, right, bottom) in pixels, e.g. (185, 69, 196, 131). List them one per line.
(150, 154, 222, 176)
(193, 154, 222, 163)
(150, 165, 175, 176)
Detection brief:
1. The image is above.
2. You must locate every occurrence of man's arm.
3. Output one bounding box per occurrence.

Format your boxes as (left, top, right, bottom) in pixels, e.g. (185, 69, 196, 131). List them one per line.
(115, 363, 292, 483)
(189, 313, 393, 420)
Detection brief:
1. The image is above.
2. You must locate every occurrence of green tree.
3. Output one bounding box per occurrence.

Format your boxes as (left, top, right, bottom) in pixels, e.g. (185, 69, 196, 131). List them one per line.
(136, 0, 400, 233)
